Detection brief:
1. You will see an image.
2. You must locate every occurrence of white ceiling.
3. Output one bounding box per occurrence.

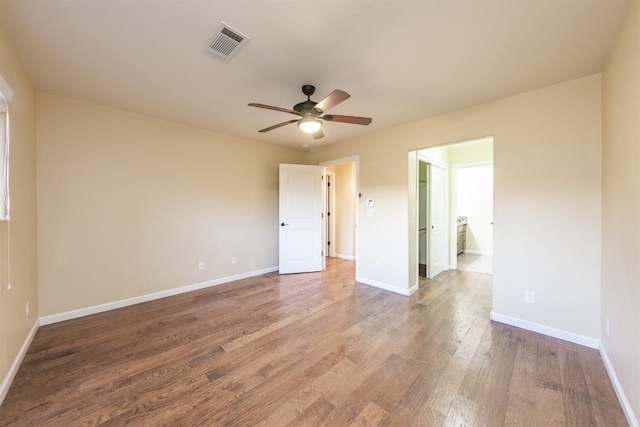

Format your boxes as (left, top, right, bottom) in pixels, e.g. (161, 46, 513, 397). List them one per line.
(0, 0, 631, 151)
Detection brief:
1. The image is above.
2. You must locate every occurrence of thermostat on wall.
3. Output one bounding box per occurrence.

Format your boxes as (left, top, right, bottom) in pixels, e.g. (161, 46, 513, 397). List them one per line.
(366, 199, 375, 208)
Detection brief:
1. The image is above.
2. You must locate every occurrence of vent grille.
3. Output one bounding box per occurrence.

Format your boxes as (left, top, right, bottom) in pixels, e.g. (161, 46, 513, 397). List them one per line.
(204, 22, 249, 62)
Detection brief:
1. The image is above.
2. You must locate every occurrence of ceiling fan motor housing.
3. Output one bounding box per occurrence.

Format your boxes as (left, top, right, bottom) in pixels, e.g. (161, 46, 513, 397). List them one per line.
(295, 85, 322, 116)
(294, 101, 321, 116)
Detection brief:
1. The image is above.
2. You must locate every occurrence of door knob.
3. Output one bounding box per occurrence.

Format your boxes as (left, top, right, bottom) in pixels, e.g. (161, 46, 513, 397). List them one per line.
(280, 222, 289, 226)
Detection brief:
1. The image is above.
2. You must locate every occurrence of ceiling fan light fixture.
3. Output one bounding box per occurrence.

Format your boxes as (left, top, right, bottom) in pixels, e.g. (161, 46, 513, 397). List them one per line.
(298, 117, 322, 134)
(249, 85, 372, 139)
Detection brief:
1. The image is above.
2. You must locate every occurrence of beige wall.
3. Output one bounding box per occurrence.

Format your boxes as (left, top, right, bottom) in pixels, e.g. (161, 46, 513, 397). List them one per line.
(304, 74, 603, 343)
(602, 0, 640, 423)
(0, 27, 38, 400)
(36, 93, 302, 317)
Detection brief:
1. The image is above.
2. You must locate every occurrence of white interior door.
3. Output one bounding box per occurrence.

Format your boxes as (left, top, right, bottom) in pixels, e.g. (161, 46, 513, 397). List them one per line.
(428, 164, 445, 278)
(279, 164, 323, 274)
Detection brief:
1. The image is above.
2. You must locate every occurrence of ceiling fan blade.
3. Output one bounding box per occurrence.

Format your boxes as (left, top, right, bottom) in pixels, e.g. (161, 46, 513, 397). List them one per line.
(258, 119, 298, 133)
(321, 114, 372, 125)
(249, 103, 299, 116)
(314, 90, 350, 113)
(312, 128, 324, 140)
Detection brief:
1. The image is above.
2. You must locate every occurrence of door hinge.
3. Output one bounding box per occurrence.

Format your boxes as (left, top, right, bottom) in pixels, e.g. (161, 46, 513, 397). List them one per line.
(328, 241, 331, 245)
(328, 211, 331, 216)
(327, 182, 331, 187)
(321, 213, 323, 218)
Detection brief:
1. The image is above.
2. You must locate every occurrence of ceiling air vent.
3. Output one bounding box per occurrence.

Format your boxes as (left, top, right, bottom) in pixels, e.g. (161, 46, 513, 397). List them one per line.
(204, 22, 249, 63)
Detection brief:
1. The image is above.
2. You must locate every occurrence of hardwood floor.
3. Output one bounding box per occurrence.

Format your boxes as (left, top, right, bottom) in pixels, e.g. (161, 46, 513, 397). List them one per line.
(0, 259, 628, 426)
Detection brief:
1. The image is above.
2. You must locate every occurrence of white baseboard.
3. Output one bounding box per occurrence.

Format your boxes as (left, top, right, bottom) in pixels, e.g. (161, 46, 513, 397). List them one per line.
(464, 249, 493, 256)
(40, 266, 278, 326)
(0, 319, 39, 406)
(335, 254, 356, 261)
(490, 311, 599, 349)
(600, 346, 640, 427)
(356, 276, 412, 296)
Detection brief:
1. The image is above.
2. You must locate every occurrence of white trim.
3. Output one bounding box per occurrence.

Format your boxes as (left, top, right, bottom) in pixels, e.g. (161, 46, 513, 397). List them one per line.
(335, 253, 355, 261)
(490, 311, 600, 349)
(356, 276, 415, 296)
(463, 249, 493, 256)
(600, 346, 640, 427)
(40, 266, 278, 326)
(0, 319, 39, 405)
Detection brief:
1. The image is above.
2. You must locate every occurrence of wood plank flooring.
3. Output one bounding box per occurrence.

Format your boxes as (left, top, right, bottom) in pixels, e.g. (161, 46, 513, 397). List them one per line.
(0, 259, 628, 426)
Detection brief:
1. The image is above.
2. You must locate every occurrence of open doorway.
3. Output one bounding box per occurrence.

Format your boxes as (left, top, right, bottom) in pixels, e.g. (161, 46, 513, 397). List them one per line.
(409, 137, 493, 287)
(454, 162, 493, 274)
(322, 157, 358, 265)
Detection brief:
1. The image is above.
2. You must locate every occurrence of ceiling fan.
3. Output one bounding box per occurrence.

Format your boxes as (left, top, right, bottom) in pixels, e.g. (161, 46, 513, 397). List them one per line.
(248, 85, 372, 139)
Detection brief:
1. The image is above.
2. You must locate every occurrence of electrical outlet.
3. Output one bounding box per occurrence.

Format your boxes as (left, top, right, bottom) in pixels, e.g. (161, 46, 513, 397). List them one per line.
(26, 301, 29, 317)
(231, 256, 237, 265)
(525, 290, 535, 304)
(606, 318, 610, 337)
(198, 261, 205, 271)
